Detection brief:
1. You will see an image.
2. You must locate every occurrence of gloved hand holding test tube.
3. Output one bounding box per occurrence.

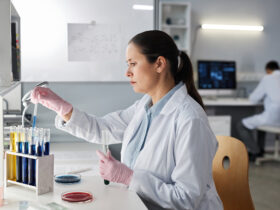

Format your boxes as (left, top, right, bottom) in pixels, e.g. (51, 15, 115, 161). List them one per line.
(102, 131, 110, 185)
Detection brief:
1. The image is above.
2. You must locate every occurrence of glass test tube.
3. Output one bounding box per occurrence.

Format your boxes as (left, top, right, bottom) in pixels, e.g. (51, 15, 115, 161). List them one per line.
(28, 128, 36, 186)
(9, 126, 17, 181)
(43, 128, 50, 155)
(36, 128, 43, 157)
(16, 126, 23, 182)
(22, 128, 29, 184)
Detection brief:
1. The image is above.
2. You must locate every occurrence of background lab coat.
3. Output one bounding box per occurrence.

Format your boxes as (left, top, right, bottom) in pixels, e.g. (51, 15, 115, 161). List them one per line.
(55, 85, 223, 210)
(243, 71, 280, 129)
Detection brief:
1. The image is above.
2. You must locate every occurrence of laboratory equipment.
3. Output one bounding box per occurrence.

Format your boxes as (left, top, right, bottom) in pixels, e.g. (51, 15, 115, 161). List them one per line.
(21, 81, 49, 127)
(28, 128, 36, 186)
(5, 149, 54, 195)
(55, 174, 81, 184)
(16, 126, 22, 182)
(22, 128, 29, 184)
(8, 126, 16, 181)
(102, 131, 110, 185)
(5, 126, 54, 195)
(32, 104, 38, 128)
(36, 128, 43, 157)
(43, 128, 50, 155)
(197, 60, 236, 97)
(61, 191, 93, 203)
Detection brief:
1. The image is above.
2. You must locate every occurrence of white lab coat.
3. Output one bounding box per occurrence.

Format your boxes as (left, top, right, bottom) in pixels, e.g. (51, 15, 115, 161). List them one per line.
(55, 85, 223, 210)
(242, 71, 280, 129)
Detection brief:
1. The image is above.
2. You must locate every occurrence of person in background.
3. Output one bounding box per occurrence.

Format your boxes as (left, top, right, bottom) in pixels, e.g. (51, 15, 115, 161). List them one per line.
(237, 61, 280, 161)
(31, 30, 223, 210)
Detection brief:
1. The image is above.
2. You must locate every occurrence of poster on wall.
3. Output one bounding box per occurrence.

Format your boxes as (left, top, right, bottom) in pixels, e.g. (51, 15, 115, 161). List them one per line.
(68, 24, 122, 62)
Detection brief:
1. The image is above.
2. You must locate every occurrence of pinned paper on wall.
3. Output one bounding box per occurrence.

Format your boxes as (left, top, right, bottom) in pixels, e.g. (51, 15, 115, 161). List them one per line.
(68, 23, 122, 61)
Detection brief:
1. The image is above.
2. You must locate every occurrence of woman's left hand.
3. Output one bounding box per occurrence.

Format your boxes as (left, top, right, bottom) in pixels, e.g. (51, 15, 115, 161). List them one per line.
(96, 150, 133, 186)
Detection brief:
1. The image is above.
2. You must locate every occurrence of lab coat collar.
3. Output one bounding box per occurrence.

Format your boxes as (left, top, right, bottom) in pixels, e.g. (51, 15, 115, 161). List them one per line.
(144, 82, 184, 117)
(272, 70, 280, 75)
(161, 83, 188, 115)
(142, 83, 188, 116)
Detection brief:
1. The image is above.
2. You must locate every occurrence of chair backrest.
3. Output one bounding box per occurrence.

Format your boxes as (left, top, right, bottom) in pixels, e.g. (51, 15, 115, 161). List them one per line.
(213, 135, 255, 210)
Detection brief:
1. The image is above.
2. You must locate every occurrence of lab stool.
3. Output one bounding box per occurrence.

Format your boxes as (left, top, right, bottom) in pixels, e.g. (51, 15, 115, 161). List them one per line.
(255, 125, 280, 165)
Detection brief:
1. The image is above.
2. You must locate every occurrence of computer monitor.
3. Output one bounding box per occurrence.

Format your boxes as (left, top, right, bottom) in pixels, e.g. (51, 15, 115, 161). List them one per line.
(197, 60, 236, 96)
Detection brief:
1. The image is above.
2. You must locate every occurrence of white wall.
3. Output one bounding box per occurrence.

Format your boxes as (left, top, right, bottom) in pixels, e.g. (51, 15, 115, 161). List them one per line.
(13, 0, 280, 81)
(189, 0, 280, 78)
(12, 0, 154, 82)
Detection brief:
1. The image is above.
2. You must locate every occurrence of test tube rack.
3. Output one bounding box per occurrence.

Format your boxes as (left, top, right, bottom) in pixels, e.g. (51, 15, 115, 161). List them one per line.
(5, 151, 54, 195)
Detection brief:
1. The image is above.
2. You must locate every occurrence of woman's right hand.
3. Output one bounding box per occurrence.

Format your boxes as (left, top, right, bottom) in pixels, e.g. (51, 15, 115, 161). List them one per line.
(31, 87, 73, 120)
(96, 150, 133, 186)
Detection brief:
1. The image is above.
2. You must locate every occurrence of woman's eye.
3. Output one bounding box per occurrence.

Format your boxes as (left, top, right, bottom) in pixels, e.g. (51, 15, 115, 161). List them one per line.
(126, 62, 136, 67)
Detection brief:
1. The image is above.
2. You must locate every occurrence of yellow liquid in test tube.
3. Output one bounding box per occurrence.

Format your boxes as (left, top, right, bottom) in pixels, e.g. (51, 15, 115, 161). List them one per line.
(8, 132, 17, 181)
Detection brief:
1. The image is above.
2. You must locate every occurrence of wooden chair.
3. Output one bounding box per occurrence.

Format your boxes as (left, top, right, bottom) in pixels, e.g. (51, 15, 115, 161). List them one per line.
(213, 136, 255, 210)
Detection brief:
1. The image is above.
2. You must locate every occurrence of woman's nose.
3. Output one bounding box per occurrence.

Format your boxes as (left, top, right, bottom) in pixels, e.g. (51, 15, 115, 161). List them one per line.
(126, 69, 133, 77)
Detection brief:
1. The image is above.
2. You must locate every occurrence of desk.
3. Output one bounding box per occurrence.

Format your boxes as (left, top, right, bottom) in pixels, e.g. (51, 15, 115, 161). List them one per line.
(2, 176, 146, 210)
(1, 143, 147, 210)
(203, 97, 261, 106)
(203, 97, 263, 138)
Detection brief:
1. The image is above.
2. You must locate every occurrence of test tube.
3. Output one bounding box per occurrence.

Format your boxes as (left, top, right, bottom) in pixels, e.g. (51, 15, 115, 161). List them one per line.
(8, 126, 17, 181)
(36, 128, 43, 157)
(43, 128, 50, 155)
(16, 126, 23, 183)
(102, 131, 110, 185)
(22, 128, 29, 184)
(28, 127, 36, 186)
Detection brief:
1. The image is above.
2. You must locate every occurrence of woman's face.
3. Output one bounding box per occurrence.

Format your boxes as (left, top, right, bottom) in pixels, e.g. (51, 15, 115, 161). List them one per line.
(126, 43, 159, 94)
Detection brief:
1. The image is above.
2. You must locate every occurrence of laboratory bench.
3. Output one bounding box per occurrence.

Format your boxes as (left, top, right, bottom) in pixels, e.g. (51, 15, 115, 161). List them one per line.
(1, 142, 147, 210)
(203, 97, 263, 138)
(203, 97, 262, 106)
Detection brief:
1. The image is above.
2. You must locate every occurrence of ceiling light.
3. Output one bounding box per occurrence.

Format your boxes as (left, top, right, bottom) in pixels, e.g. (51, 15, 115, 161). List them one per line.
(132, 5, 153, 11)
(201, 24, 264, 31)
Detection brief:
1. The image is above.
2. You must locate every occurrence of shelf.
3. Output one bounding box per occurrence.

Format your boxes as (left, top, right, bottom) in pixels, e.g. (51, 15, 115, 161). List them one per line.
(162, 24, 188, 29)
(7, 180, 36, 190)
(159, 1, 191, 54)
(5, 152, 54, 195)
(161, 1, 190, 6)
(6, 151, 42, 159)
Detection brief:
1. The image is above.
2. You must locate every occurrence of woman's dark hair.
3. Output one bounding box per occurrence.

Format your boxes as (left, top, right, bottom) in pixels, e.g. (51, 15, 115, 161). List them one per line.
(129, 30, 204, 109)
(265, 61, 279, 71)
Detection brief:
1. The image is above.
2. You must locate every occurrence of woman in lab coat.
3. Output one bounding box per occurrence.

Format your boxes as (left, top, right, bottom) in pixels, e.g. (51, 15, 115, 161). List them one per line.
(237, 61, 280, 160)
(31, 30, 223, 210)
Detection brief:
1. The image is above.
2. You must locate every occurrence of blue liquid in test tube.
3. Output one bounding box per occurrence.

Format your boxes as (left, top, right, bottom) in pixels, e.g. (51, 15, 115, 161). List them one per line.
(28, 144, 36, 186)
(44, 142, 49, 155)
(36, 144, 42, 156)
(16, 127, 22, 183)
(22, 141, 29, 184)
(28, 128, 37, 186)
(22, 128, 29, 184)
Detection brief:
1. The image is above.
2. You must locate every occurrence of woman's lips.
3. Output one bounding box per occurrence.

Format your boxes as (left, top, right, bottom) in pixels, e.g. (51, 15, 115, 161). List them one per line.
(130, 81, 136, 85)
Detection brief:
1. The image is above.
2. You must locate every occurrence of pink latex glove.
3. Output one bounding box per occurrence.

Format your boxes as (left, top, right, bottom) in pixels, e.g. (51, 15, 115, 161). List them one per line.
(31, 87, 73, 117)
(96, 150, 133, 186)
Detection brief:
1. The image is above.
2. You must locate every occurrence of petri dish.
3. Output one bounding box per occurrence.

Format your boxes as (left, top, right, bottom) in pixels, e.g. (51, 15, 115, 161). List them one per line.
(55, 174, 81, 184)
(61, 191, 93, 203)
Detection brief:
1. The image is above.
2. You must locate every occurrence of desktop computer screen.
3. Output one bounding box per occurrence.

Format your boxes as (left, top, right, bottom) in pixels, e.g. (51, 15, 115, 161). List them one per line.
(197, 60, 236, 89)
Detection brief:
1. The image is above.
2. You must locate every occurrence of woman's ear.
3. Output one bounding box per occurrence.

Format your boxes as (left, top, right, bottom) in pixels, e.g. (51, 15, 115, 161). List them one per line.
(155, 56, 167, 73)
